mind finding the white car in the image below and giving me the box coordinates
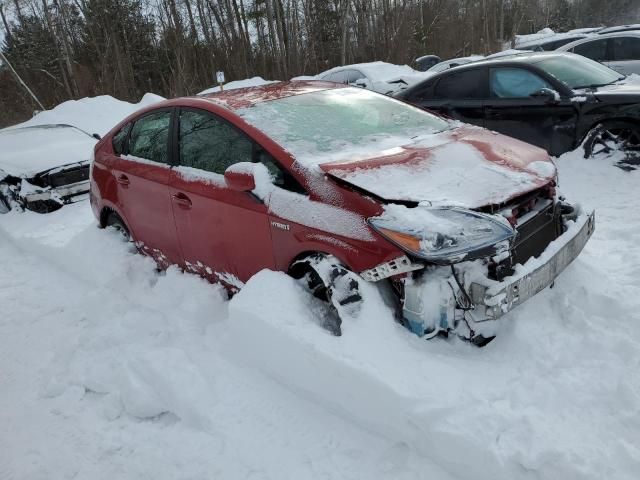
[316,61,430,95]
[427,56,484,73]
[0,124,97,213]
[558,31,640,75]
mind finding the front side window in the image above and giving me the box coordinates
[611,37,640,61]
[490,67,553,98]
[434,69,487,99]
[179,109,253,175]
[128,111,171,163]
[573,39,609,61]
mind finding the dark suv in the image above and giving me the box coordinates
[396,52,640,162]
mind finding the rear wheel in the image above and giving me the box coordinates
[106,212,131,242]
[583,121,640,167]
[290,254,362,336]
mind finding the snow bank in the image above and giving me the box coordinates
[1,142,640,479]
[4,93,165,136]
[198,76,279,95]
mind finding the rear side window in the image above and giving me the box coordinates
[573,39,609,61]
[112,122,131,155]
[541,37,585,50]
[345,69,366,84]
[490,68,553,98]
[179,109,253,174]
[611,37,640,60]
[128,111,172,163]
[434,69,486,99]
[328,70,349,84]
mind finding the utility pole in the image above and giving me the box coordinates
[0,49,46,111]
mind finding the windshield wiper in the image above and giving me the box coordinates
[574,77,626,89]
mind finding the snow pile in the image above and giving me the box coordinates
[198,76,279,95]
[0,125,97,176]
[1,133,640,479]
[4,93,165,136]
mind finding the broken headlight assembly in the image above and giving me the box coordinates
[368,206,516,265]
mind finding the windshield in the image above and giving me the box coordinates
[237,87,450,166]
[535,55,623,89]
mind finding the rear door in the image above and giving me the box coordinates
[409,67,487,126]
[168,107,275,287]
[114,109,181,266]
[483,66,578,155]
[608,36,640,75]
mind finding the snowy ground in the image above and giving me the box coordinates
[2,96,640,478]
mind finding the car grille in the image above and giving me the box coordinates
[47,164,90,188]
[487,188,563,281]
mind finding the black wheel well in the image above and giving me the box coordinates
[581,117,640,143]
[288,251,329,279]
[99,207,118,228]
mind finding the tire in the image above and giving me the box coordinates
[291,254,362,336]
[0,190,10,214]
[583,120,640,163]
[106,212,131,242]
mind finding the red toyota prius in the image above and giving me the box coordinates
[90,81,594,344]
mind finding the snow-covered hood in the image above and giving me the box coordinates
[320,127,556,209]
[0,125,96,177]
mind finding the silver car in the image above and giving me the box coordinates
[558,31,640,75]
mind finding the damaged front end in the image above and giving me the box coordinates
[365,190,595,344]
[0,161,90,214]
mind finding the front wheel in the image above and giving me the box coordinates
[106,212,131,242]
[583,121,640,163]
[290,254,362,336]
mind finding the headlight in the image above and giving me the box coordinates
[369,206,516,265]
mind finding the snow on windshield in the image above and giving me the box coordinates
[237,87,450,167]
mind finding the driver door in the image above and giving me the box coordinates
[483,66,578,156]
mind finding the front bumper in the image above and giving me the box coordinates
[402,211,595,336]
[22,179,90,204]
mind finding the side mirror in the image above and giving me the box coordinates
[530,88,558,103]
[224,163,256,192]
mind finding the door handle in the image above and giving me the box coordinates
[116,174,130,187]
[172,192,192,209]
[485,109,503,119]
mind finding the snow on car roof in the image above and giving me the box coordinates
[318,61,419,81]
[0,125,97,177]
[197,76,280,96]
[515,31,590,49]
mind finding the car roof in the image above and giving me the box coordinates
[515,32,588,49]
[423,51,570,71]
[558,30,640,50]
[598,24,640,34]
[198,80,344,110]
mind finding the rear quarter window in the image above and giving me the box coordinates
[112,123,132,155]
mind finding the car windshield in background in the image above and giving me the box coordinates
[238,87,450,165]
[535,55,623,89]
